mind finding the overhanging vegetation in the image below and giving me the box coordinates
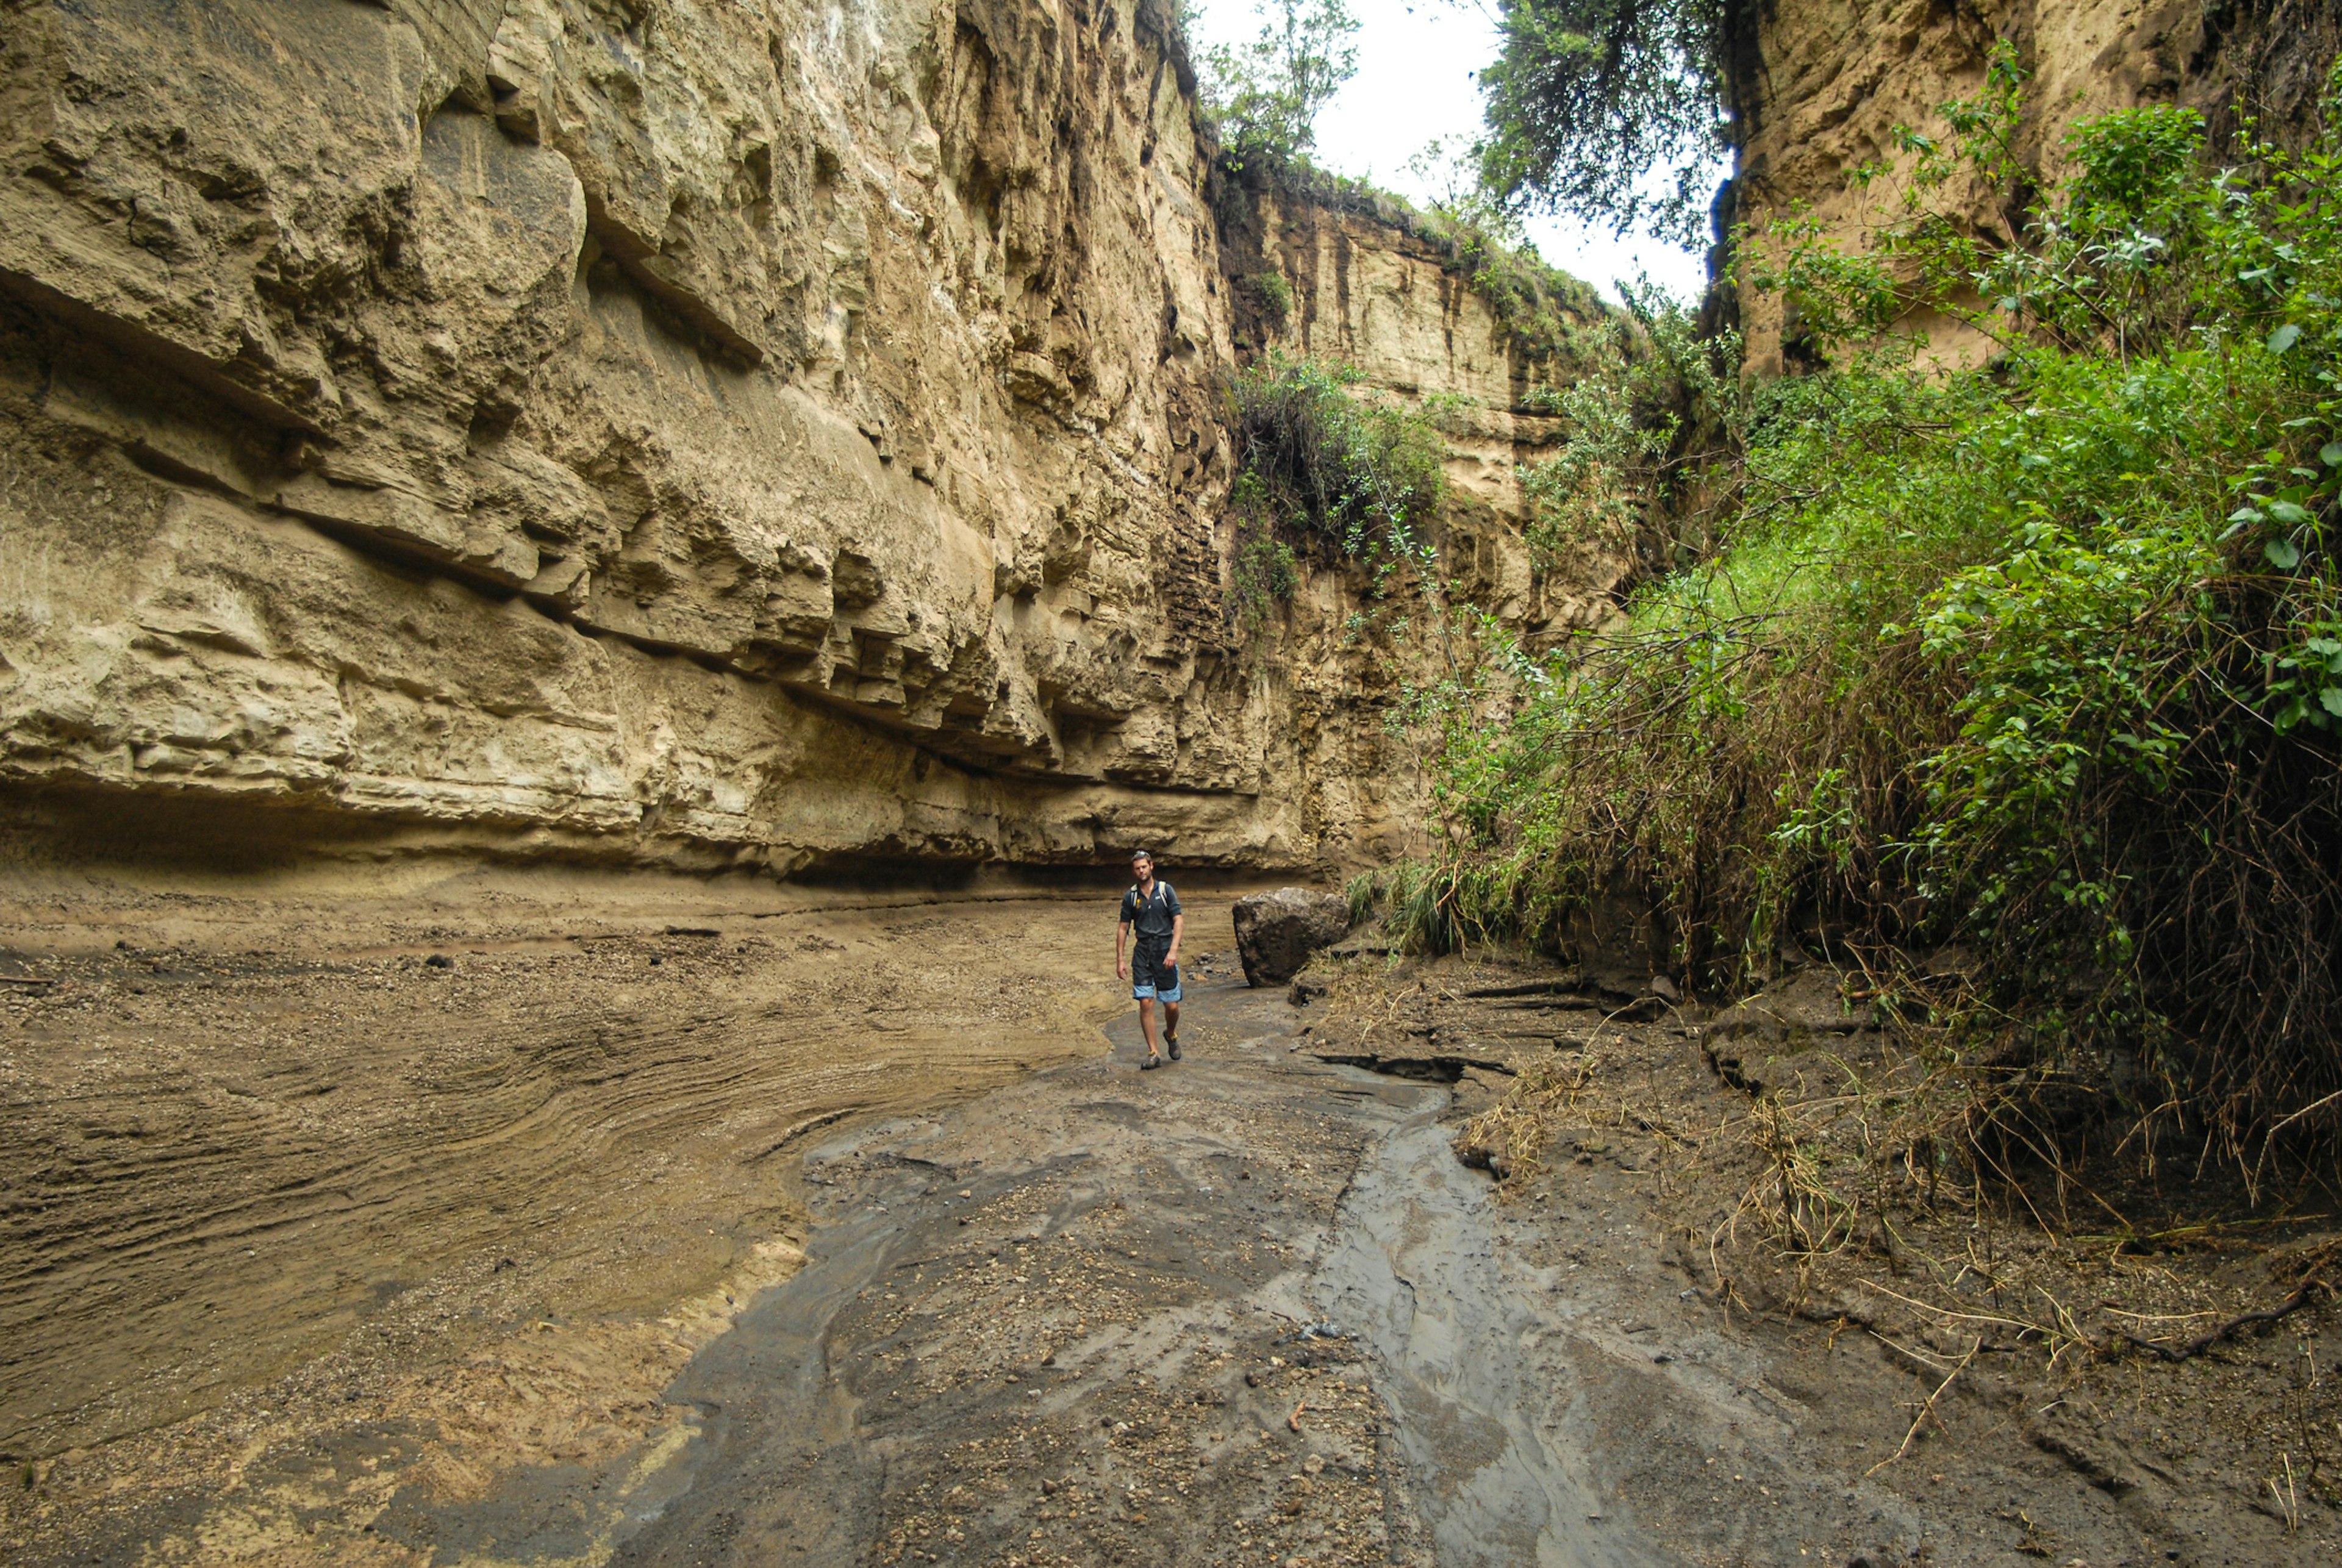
[1368,55,2342,1169]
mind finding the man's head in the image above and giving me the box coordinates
[1130,848,1154,881]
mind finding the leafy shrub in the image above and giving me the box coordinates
[1226,501,1301,631]
[1227,351,1444,546]
[1201,0,1358,164]
[1380,60,2342,1162]
[1248,268,1294,332]
[1518,280,1744,577]
[1220,352,1452,635]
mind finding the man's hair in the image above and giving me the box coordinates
[1130,848,1153,863]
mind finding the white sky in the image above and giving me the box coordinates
[1183,0,1728,304]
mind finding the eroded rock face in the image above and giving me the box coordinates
[0,0,1241,867]
[0,0,1613,875]
[1220,176,1629,638]
[1733,0,2342,374]
[1231,886,1350,986]
[1207,175,1637,865]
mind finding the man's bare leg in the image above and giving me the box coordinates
[1137,996,1160,1058]
[1163,1000,1180,1044]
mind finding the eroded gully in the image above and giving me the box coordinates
[399,975,1806,1567]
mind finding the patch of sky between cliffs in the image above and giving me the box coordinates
[1184,0,1728,304]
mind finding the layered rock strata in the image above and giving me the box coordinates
[1208,173,1628,861]
[0,0,1613,875]
[1732,0,2342,373]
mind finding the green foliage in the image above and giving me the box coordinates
[2066,102,2207,220]
[1382,59,2342,1158]
[1476,0,1736,246]
[1518,279,1745,573]
[1228,352,1445,554]
[1227,493,1302,631]
[1221,352,1449,631]
[1201,0,1359,163]
[1746,44,2266,367]
[1742,206,1902,346]
[1252,268,1294,329]
[1436,218,1619,367]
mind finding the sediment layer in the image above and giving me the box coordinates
[0,0,1607,876]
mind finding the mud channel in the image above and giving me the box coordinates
[6,865,2328,1567]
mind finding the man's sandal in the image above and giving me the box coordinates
[1140,1053,1162,1070]
[1166,1034,1181,1061]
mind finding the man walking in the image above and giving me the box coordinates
[1115,848,1183,1070]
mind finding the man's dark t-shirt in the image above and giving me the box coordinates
[1120,880,1181,943]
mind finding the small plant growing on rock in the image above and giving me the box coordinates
[1245,268,1294,333]
[1227,485,1302,632]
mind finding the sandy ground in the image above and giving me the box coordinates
[6,861,2334,1567]
[0,854,1256,1564]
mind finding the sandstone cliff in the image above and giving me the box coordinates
[0,0,1612,878]
[1208,168,1628,863]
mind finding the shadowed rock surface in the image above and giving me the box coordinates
[1232,885,1351,986]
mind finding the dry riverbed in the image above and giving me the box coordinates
[4,862,2333,1567]
[0,857,1252,1563]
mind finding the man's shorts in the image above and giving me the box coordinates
[1131,942,1181,1003]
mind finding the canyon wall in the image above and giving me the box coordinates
[1732,0,2342,372]
[1209,174,1625,863]
[0,0,1599,879]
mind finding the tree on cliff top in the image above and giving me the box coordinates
[1475,0,1738,246]
[1203,0,1361,163]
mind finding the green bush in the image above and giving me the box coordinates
[1221,352,1447,631]
[1248,269,1294,332]
[1381,59,2342,1161]
[1517,280,1743,576]
[1201,0,1357,165]
[1227,506,1302,631]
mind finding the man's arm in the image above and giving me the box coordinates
[1166,912,1183,967]
[1116,918,1130,978]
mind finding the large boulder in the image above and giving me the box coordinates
[1231,888,1352,987]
